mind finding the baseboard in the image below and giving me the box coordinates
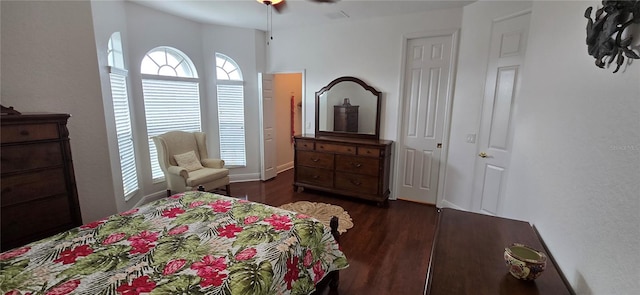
[277,162,293,173]
[230,172,260,183]
[137,171,281,206]
[438,199,464,210]
[230,169,295,183]
[134,190,168,207]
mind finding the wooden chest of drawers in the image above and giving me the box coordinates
[333,105,358,132]
[1,113,82,251]
[293,135,392,205]
[426,209,572,294]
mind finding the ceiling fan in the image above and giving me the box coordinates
[257,0,338,44]
[256,0,338,14]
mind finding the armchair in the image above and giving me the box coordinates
[152,131,230,197]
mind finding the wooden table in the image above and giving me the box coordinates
[425,208,573,295]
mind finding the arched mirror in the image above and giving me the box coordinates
[315,76,381,140]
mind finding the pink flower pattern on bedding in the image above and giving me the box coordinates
[0,191,348,295]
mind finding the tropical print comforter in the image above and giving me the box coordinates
[0,191,348,295]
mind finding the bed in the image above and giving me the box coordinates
[0,191,348,295]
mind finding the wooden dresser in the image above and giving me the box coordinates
[293,135,392,205]
[426,208,573,295]
[1,113,82,251]
[333,104,358,132]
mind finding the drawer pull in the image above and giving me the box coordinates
[312,175,319,179]
[351,162,362,168]
[312,158,320,162]
[319,145,325,149]
[347,148,352,152]
[20,130,30,136]
[350,180,362,186]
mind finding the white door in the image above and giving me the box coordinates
[397,33,455,204]
[258,73,277,181]
[472,12,531,215]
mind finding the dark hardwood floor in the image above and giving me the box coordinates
[230,169,439,295]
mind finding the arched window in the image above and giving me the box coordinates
[141,46,201,180]
[215,53,246,167]
[107,32,139,199]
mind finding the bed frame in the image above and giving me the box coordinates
[327,216,340,290]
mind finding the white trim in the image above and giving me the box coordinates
[133,190,168,208]
[108,66,128,76]
[229,172,261,183]
[140,73,199,83]
[277,162,294,173]
[439,199,465,211]
[217,79,243,86]
[493,8,532,23]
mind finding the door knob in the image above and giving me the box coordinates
[478,152,488,158]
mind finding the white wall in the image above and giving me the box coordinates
[506,1,640,293]
[90,0,140,212]
[5,1,638,292]
[2,0,267,221]
[445,1,640,293]
[92,1,267,207]
[268,8,464,141]
[1,0,118,223]
[124,2,207,198]
[442,0,533,210]
[123,1,266,186]
[201,23,266,182]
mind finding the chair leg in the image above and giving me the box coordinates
[226,184,231,196]
[166,190,172,198]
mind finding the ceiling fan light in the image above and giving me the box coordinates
[256,0,284,5]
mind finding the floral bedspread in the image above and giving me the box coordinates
[0,191,348,295]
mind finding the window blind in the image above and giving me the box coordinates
[109,72,139,198]
[142,78,202,180]
[217,84,246,167]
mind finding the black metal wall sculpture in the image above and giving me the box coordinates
[585,0,640,73]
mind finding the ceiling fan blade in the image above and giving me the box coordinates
[273,1,288,13]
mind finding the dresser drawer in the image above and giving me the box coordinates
[1,142,64,173]
[296,139,315,150]
[335,172,379,195]
[316,143,356,155]
[1,123,60,143]
[1,168,68,206]
[335,155,380,176]
[358,147,381,157]
[1,194,74,247]
[297,151,334,169]
[296,166,333,187]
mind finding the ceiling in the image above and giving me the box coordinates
[130,0,475,31]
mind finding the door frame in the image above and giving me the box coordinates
[393,29,459,206]
[471,9,531,216]
[272,69,306,141]
[258,69,306,180]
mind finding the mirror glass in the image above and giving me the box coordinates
[315,77,381,140]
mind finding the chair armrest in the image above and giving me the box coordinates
[202,158,225,169]
[167,165,188,179]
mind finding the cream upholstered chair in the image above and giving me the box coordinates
[152,131,230,197]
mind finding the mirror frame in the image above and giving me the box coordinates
[315,76,382,140]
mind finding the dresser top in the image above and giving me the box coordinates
[426,208,572,295]
[1,113,70,124]
[296,134,392,146]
